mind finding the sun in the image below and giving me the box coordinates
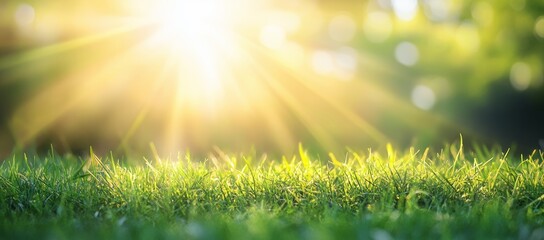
[150,0,229,40]
[140,0,243,109]
[130,0,261,151]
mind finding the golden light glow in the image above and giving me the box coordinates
[152,0,227,35]
[2,0,467,155]
[141,0,241,105]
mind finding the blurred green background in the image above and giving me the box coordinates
[0,0,543,157]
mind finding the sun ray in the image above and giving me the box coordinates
[0,23,146,72]
[256,49,389,145]
[225,32,387,148]
[253,64,341,151]
[116,52,177,154]
[8,33,151,148]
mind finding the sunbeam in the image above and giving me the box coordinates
[2,0,470,154]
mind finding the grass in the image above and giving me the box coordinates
[1,143,544,239]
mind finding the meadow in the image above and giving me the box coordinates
[1,143,544,239]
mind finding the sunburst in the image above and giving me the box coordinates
[3,0,454,155]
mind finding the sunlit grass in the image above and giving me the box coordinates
[1,143,544,239]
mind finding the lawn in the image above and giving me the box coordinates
[1,143,544,240]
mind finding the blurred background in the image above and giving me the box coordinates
[0,0,543,157]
